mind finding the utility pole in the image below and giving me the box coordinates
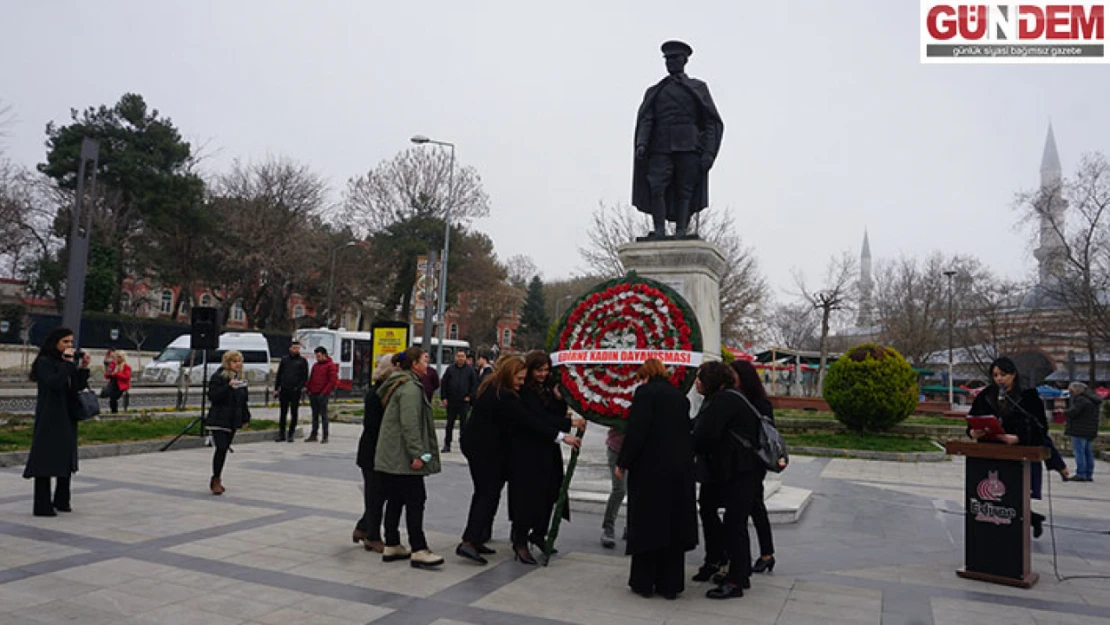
[62,138,100,345]
[944,269,957,409]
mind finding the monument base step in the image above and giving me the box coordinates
[567,479,810,525]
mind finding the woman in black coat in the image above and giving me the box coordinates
[692,361,763,600]
[23,327,91,517]
[968,356,1049,536]
[206,351,251,495]
[615,359,697,599]
[730,360,777,574]
[456,356,528,564]
[353,354,401,552]
[509,350,583,564]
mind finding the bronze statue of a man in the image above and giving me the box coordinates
[632,40,724,239]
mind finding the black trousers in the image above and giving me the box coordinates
[355,467,394,542]
[278,389,301,436]
[309,394,329,437]
[629,544,686,595]
[462,457,505,544]
[381,473,428,551]
[698,482,726,566]
[109,391,128,413]
[211,430,235,478]
[751,480,775,557]
[719,474,760,584]
[33,476,71,514]
[443,400,469,446]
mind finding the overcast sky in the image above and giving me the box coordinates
[3,1,1108,301]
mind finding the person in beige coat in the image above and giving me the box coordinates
[374,346,444,568]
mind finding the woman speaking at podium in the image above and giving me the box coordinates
[967,356,1049,537]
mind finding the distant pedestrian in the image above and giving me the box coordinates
[206,350,251,495]
[24,327,91,517]
[1065,381,1101,482]
[274,340,309,442]
[305,346,338,443]
[375,346,444,569]
[601,427,627,549]
[440,350,478,453]
[105,351,132,414]
[421,363,440,403]
[476,353,493,384]
[175,350,195,411]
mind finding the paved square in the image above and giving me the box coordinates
[1,418,1108,624]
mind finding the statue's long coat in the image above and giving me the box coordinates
[631,76,724,221]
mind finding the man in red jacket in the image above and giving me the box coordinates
[305,346,338,443]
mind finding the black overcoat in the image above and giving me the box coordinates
[23,357,88,479]
[617,377,697,555]
[206,369,251,430]
[968,385,1047,446]
[510,384,571,529]
[357,379,386,469]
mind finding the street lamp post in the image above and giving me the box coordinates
[411,134,455,370]
[944,269,957,409]
[327,241,359,328]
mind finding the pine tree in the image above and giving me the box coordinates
[518,275,550,350]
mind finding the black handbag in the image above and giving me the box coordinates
[76,388,101,421]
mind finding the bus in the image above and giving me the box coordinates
[294,327,470,395]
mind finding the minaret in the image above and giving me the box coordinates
[857,230,874,327]
[1033,122,1067,286]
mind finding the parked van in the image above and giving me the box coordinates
[140,332,272,385]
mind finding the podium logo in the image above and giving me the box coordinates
[977,471,1006,501]
[969,471,1017,525]
[921,2,1109,63]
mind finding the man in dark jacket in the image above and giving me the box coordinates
[1066,382,1101,482]
[440,350,478,453]
[305,346,338,443]
[274,341,309,442]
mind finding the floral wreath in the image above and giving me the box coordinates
[548,272,703,430]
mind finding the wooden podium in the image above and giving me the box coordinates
[945,441,1049,588]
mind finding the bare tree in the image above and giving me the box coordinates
[342,147,490,236]
[795,252,857,393]
[1018,151,1110,383]
[578,201,768,343]
[765,302,821,351]
[505,254,539,289]
[208,157,330,330]
[953,275,1032,376]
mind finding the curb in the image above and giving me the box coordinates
[0,427,292,468]
[789,445,948,462]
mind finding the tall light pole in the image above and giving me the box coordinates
[411,134,455,370]
[327,241,359,328]
[944,269,957,409]
[62,138,99,345]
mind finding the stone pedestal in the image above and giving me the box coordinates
[617,238,727,359]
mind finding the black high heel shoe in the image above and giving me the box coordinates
[514,544,538,565]
[752,556,776,574]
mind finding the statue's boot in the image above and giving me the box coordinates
[650,196,667,238]
[674,201,691,237]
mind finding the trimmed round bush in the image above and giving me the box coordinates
[824,343,918,433]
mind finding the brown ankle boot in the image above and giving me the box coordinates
[210,477,225,495]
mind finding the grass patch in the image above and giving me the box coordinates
[777,408,1067,431]
[0,417,278,453]
[783,431,939,453]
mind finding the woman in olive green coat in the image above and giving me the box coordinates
[374,346,444,569]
